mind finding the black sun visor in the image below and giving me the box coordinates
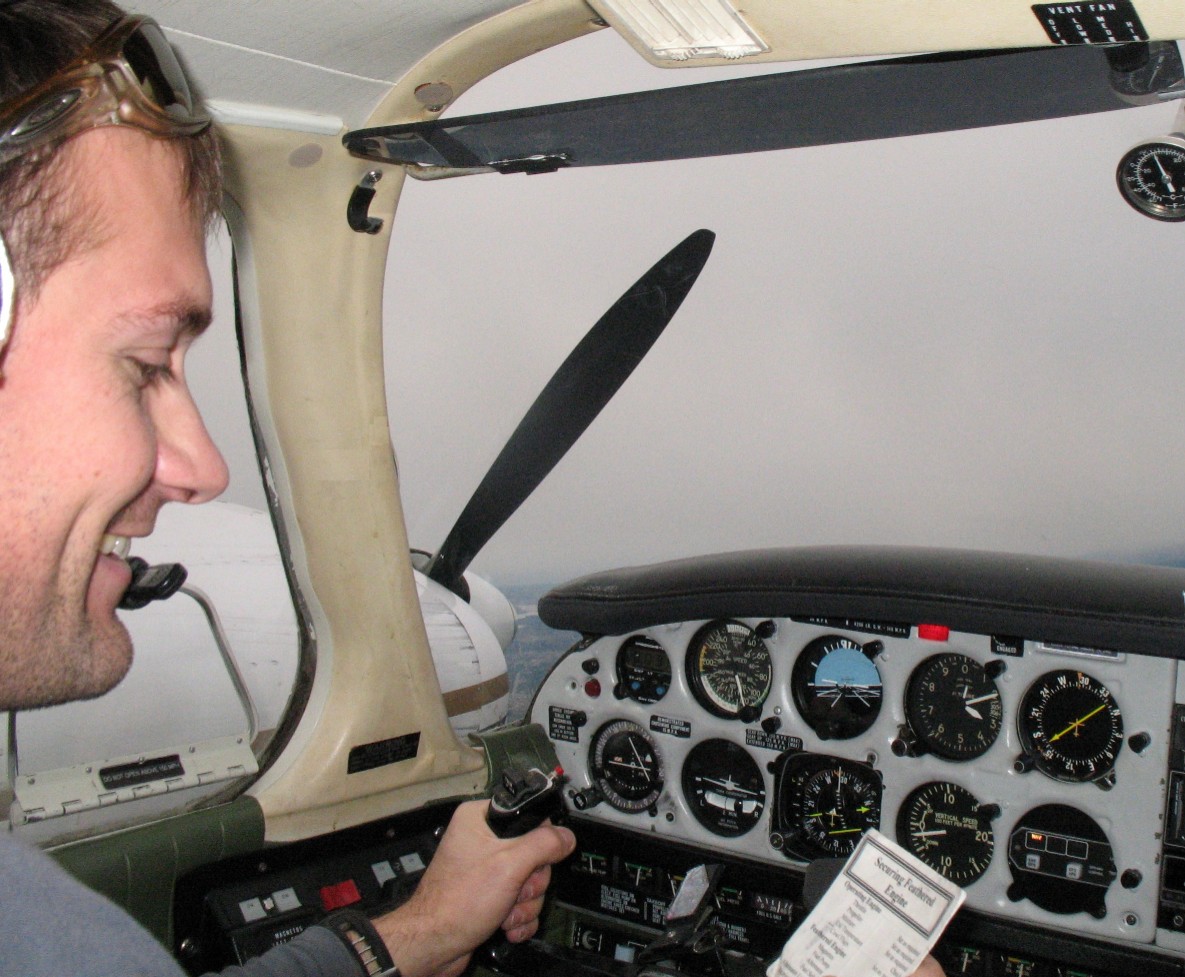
[345,42,1183,177]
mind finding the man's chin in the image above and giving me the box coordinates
[12,618,135,710]
[74,617,135,700]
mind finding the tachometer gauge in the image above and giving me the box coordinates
[1017,671,1123,784]
[791,635,883,739]
[685,620,773,721]
[615,635,671,704]
[896,781,996,885]
[589,720,664,813]
[1006,804,1116,919]
[1117,137,1185,221]
[681,739,766,837]
[770,752,882,861]
[904,654,1003,760]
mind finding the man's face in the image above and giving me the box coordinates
[0,128,228,709]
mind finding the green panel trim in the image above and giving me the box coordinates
[49,796,266,947]
[470,722,560,795]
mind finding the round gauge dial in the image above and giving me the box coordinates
[1018,671,1123,783]
[615,635,671,704]
[1006,803,1116,919]
[685,620,773,720]
[792,635,883,739]
[681,739,766,837]
[904,654,1003,760]
[771,752,882,860]
[896,781,995,885]
[1117,138,1185,221]
[589,720,664,813]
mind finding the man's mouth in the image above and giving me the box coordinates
[99,533,131,560]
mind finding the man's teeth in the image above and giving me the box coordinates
[100,534,131,559]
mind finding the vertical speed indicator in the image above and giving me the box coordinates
[896,781,995,884]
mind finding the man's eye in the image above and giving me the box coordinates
[131,359,174,387]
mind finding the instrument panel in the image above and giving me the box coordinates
[530,615,1180,954]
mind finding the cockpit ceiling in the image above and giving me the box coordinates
[590,0,1185,65]
[135,1,1185,134]
[133,0,532,129]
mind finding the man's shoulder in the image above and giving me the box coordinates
[0,830,186,975]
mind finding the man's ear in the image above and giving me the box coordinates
[0,230,13,356]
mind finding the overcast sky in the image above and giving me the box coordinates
[193,29,1185,588]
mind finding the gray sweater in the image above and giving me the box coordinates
[0,831,364,976]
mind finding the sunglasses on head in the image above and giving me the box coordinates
[0,14,209,166]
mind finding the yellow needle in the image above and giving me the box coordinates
[1049,703,1105,743]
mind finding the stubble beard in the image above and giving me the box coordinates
[0,560,134,711]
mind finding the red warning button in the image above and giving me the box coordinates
[319,879,362,911]
[917,624,950,642]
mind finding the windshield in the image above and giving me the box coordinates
[385,29,1185,587]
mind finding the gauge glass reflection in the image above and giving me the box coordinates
[681,739,766,837]
[685,620,773,720]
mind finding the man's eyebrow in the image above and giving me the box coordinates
[121,302,213,339]
[178,304,214,338]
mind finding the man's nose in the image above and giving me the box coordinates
[155,384,230,503]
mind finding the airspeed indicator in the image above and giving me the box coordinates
[686,620,772,721]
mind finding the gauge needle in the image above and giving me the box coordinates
[1049,703,1106,742]
[629,738,648,768]
[735,674,747,707]
[964,690,998,720]
[912,829,948,838]
[1156,154,1177,193]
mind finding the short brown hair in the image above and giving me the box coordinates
[0,0,222,298]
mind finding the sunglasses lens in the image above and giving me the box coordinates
[122,21,195,118]
[7,89,82,141]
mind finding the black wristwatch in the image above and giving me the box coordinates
[321,909,401,977]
